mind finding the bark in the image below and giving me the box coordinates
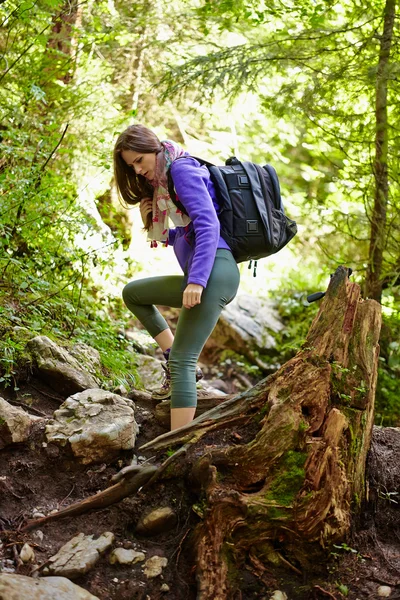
[365,0,396,302]
[143,266,381,599]
[43,0,82,85]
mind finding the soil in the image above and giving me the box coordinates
[0,376,399,600]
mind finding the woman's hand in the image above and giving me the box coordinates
[139,197,153,226]
[183,284,203,309]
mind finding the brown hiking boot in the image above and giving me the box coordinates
[151,363,204,401]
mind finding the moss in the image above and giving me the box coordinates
[265,450,307,506]
[298,419,308,433]
[277,386,291,401]
[222,544,239,585]
[267,505,289,519]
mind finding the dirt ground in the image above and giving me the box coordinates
[0,377,399,600]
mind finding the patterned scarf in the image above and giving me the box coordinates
[148,140,191,244]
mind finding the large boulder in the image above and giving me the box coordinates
[68,342,102,379]
[45,532,115,579]
[45,389,138,464]
[0,573,99,600]
[0,398,40,449]
[204,294,284,369]
[26,336,99,396]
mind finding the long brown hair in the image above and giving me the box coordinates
[113,124,162,231]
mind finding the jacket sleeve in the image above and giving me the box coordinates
[170,157,220,287]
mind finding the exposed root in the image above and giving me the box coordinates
[21,465,158,531]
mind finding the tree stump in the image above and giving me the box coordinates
[26,267,381,598]
[143,266,382,599]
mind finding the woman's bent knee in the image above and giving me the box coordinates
[122,280,139,307]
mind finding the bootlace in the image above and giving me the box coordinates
[160,362,171,390]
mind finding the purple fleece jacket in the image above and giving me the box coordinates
[168,157,231,287]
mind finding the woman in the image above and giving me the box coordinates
[114,124,240,431]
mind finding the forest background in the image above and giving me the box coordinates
[1,0,399,426]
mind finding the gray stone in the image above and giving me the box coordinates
[45,389,138,464]
[205,294,284,366]
[136,507,177,536]
[269,592,288,600]
[133,354,164,391]
[123,328,156,355]
[0,398,35,448]
[143,555,168,578]
[378,586,392,598]
[26,336,99,396]
[20,543,35,563]
[46,531,115,579]
[109,548,145,565]
[0,573,99,600]
[69,343,101,378]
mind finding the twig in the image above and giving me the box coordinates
[29,384,63,402]
[172,528,190,566]
[313,585,337,600]
[10,401,47,417]
[276,550,302,575]
[59,484,75,506]
[39,124,69,174]
[12,544,23,568]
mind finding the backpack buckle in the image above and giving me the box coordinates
[247,220,258,233]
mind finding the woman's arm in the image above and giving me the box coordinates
[170,157,220,289]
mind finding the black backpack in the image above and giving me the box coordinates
[167,156,297,269]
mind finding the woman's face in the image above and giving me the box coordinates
[121,149,157,181]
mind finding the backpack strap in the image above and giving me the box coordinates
[166,155,215,216]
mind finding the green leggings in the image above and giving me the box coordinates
[122,249,240,408]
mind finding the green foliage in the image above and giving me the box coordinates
[0,0,399,430]
[0,286,139,390]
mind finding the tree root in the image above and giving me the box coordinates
[21,464,158,531]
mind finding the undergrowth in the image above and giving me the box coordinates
[0,285,141,391]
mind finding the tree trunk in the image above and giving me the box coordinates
[365,0,396,302]
[143,266,381,599]
[41,0,82,85]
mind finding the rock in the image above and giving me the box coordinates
[45,389,138,464]
[69,343,101,378]
[32,530,44,543]
[143,555,168,578]
[136,507,177,536]
[46,532,114,579]
[109,548,145,565]
[123,328,156,355]
[20,543,35,563]
[112,384,128,397]
[378,586,392,597]
[160,583,170,592]
[205,294,284,367]
[26,336,99,396]
[133,354,164,391]
[0,573,99,599]
[269,592,288,600]
[0,398,34,448]
[198,380,228,396]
